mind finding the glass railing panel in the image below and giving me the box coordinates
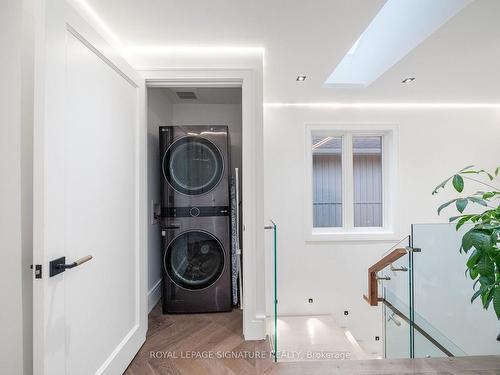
[412,223,500,357]
[378,236,413,358]
[381,237,411,308]
[412,309,466,358]
[413,329,454,358]
[264,220,278,362]
[383,300,411,358]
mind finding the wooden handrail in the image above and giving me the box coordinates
[363,248,407,306]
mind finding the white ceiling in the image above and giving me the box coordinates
[83,0,500,102]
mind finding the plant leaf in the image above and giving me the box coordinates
[467,229,493,251]
[456,215,473,230]
[432,176,452,195]
[468,197,488,207]
[459,165,475,172]
[438,199,457,215]
[493,287,500,319]
[477,256,494,276]
[452,174,464,193]
[469,267,479,279]
[462,230,474,252]
[456,198,468,213]
[482,192,497,199]
[466,249,481,268]
[482,287,494,309]
[471,289,482,303]
[478,275,494,287]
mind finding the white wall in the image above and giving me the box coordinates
[147,88,173,311]
[263,107,500,355]
[0,0,34,374]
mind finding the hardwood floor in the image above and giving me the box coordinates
[125,303,500,375]
[125,304,273,375]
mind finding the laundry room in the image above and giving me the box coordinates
[147,86,243,316]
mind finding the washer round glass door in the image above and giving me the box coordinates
[163,136,224,195]
[165,231,225,290]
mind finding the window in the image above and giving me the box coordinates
[307,125,396,240]
[352,136,382,227]
[312,136,343,227]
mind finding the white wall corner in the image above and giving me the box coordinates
[243,317,266,341]
[148,279,162,313]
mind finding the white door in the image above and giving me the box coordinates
[32,1,147,374]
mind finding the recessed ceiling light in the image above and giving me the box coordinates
[402,77,415,83]
[296,75,307,82]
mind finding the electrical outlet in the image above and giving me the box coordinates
[375,336,380,341]
[344,310,349,316]
[308,298,313,303]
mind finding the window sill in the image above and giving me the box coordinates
[306,230,398,242]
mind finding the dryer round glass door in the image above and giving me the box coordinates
[163,136,224,195]
[165,231,225,290]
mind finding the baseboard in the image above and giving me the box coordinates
[148,279,162,313]
[243,316,266,341]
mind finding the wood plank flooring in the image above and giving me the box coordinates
[125,304,273,375]
[125,303,500,375]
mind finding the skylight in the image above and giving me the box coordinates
[346,36,361,56]
[325,0,472,87]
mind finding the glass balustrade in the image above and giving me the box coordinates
[381,223,499,359]
[383,297,411,358]
[264,221,498,363]
[411,223,499,357]
[378,237,412,358]
[265,220,278,362]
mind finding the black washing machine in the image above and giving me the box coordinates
[162,215,231,313]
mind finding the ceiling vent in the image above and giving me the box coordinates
[176,91,197,100]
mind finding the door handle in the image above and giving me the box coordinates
[65,255,93,268]
[49,255,93,277]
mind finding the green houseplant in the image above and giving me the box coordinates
[433,165,500,319]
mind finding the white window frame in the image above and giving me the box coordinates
[305,123,398,241]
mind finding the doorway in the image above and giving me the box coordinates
[146,84,244,325]
[141,68,265,340]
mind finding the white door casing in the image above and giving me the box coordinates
[32,1,147,374]
[143,70,265,340]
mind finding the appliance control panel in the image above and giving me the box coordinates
[162,206,229,218]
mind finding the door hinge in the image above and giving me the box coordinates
[30,264,42,279]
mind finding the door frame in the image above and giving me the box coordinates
[141,68,265,340]
[32,2,148,373]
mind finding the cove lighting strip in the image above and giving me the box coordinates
[264,103,500,109]
[125,46,265,56]
[70,0,123,49]
[70,0,265,58]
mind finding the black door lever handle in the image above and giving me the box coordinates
[49,255,93,277]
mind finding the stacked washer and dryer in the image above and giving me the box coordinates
[160,125,233,313]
